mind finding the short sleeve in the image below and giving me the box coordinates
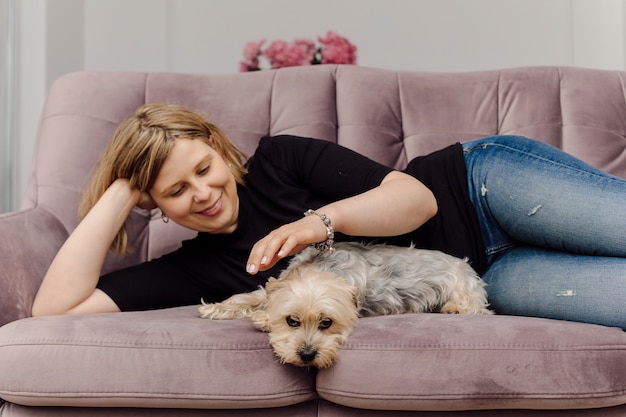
[249,135,395,201]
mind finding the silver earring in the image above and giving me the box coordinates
[161,212,169,223]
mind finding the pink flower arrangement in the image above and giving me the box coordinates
[240,31,357,72]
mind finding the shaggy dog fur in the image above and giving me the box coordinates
[199,242,492,368]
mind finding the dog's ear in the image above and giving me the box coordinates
[264,277,282,295]
[265,277,278,294]
[252,311,270,332]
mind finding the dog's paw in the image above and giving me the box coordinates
[251,311,270,332]
[198,298,263,320]
[441,301,494,315]
[198,289,267,320]
[198,302,224,319]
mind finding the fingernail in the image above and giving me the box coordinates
[247,264,256,273]
[261,256,268,265]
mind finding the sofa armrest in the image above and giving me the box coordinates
[0,208,68,327]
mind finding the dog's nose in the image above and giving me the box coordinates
[298,346,318,363]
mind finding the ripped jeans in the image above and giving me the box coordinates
[463,136,626,329]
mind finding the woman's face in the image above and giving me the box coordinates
[150,138,239,234]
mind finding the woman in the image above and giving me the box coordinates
[31,103,626,329]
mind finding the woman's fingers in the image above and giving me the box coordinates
[137,191,158,210]
[246,232,289,274]
[246,218,323,274]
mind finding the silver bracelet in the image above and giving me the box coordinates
[303,209,335,254]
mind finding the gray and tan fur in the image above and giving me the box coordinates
[200,242,492,368]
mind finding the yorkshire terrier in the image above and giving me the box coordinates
[199,242,492,368]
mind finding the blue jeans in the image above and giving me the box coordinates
[462,136,626,329]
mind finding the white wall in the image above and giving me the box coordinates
[14,1,45,214]
[0,0,12,213]
[8,0,626,212]
[81,0,625,74]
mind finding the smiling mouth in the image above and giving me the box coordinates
[198,196,223,217]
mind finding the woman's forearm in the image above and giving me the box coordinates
[322,171,437,237]
[31,179,139,316]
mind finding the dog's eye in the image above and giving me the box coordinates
[286,316,301,328]
[319,318,333,330]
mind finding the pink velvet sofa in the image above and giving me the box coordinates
[0,65,625,416]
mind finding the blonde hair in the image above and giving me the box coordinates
[79,103,248,254]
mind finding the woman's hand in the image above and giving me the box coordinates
[137,190,158,210]
[246,214,329,274]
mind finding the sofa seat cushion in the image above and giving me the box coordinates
[0,306,316,408]
[317,314,626,411]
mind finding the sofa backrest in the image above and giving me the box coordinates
[24,65,626,273]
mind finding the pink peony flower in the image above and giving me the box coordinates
[263,40,312,69]
[318,31,357,65]
[242,40,265,61]
[240,40,265,72]
[293,38,317,55]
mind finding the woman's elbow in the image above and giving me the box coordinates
[425,188,438,220]
[33,290,120,317]
[31,302,58,317]
[31,298,72,317]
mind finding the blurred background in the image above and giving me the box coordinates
[2,0,625,213]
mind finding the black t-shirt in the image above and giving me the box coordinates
[97,135,485,311]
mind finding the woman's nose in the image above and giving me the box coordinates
[192,182,211,203]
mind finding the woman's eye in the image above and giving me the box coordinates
[171,186,185,197]
[198,165,210,175]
